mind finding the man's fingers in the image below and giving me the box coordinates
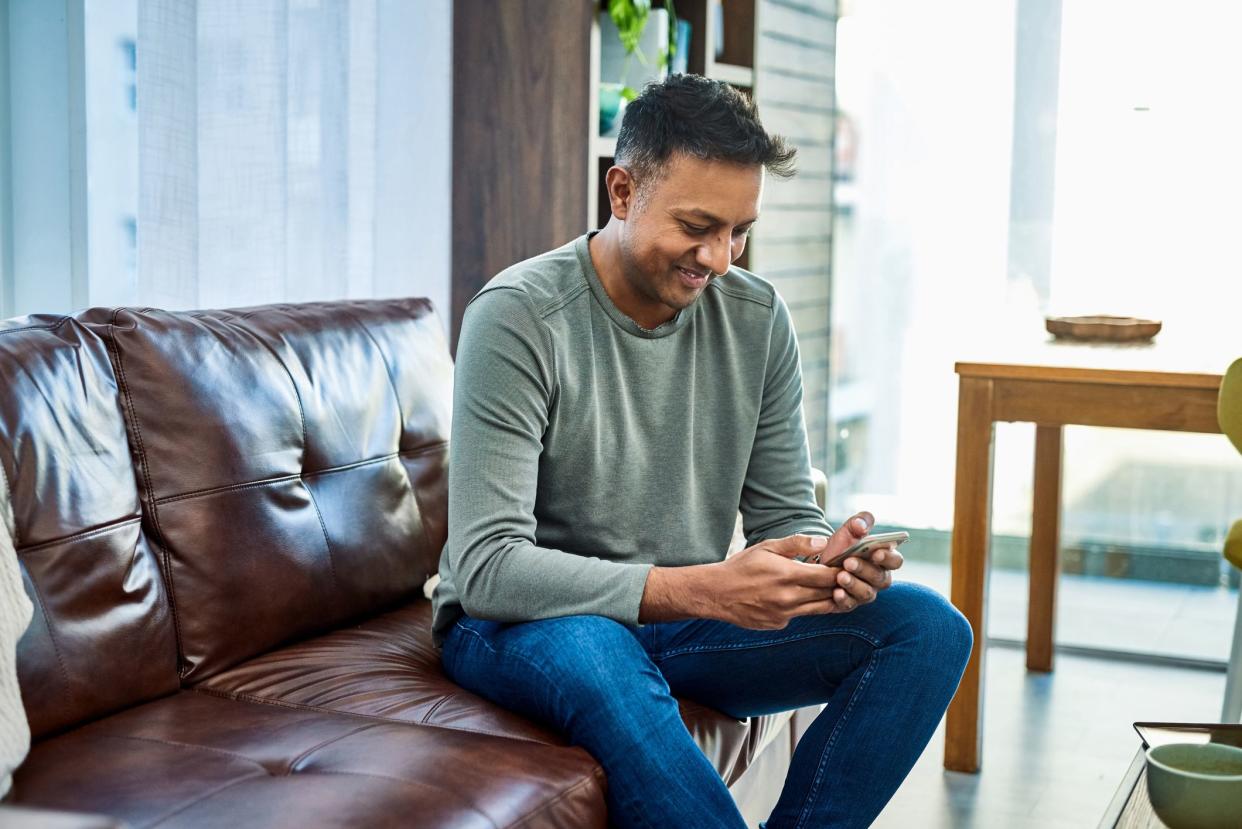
[788,563,841,591]
[836,569,878,604]
[793,599,841,618]
[766,533,829,559]
[832,587,858,612]
[820,511,874,561]
[841,556,895,589]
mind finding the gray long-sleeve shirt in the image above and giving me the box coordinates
[430,233,832,646]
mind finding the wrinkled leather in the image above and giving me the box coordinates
[3,299,790,827]
[14,691,606,828]
[89,301,453,682]
[203,600,793,785]
[0,315,178,739]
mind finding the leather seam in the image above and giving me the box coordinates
[0,459,16,548]
[23,571,74,697]
[285,722,380,773]
[103,312,188,677]
[89,732,270,773]
[0,317,70,337]
[506,771,603,829]
[151,443,447,507]
[144,771,269,828]
[15,515,141,557]
[221,318,341,592]
[335,306,442,573]
[190,686,554,746]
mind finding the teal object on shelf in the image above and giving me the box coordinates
[599,83,625,136]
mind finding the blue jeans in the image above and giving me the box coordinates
[440,582,972,829]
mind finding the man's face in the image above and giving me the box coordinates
[615,153,763,325]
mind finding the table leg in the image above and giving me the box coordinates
[1027,424,1063,672]
[944,377,995,773]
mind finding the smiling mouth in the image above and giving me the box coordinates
[676,266,710,287]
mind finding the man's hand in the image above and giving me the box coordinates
[638,512,905,629]
[702,533,847,629]
[817,511,904,609]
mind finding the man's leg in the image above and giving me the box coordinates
[440,613,749,829]
[648,582,973,829]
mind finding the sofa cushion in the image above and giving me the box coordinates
[199,600,793,784]
[87,300,452,682]
[0,315,178,738]
[13,690,607,828]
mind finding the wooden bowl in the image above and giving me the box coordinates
[1045,315,1162,342]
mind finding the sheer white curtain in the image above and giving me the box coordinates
[136,0,450,316]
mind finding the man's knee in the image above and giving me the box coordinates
[887,583,974,670]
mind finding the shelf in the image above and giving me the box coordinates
[709,61,754,88]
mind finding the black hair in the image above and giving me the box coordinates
[614,74,797,186]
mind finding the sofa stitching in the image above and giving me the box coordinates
[190,686,555,746]
[506,771,603,829]
[285,722,379,773]
[89,732,271,773]
[335,305,445,573]
[102,312,188,677]
[142,771,269,828]
[221,319,341,591]
[155,472,305,505]
[149,444,446,507]
[0,317,70,337]
[0,460,16,548]
[23,570,74,695]
[15,515,141,557]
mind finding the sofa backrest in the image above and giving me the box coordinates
[88,299,452,682]
[0,316,179,738]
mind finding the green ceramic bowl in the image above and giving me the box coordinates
[1146,742,1242,829]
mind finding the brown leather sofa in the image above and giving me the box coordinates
[0,299,807,828]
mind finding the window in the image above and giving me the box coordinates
[830,0,1242,663]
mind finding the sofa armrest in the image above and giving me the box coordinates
[811,466,827,514]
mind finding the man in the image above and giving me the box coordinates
[432,75,972,828]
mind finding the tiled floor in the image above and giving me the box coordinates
[870,562,1234,828]
[874,646,1224,828]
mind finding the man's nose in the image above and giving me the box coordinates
[696,235,730,277]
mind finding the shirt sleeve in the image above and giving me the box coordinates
[443,287,653,625]
[739,292,835,545]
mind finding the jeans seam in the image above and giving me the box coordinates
[651,626,882,662]
[794,648,882,829]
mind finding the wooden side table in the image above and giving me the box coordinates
[944,344,1225,773]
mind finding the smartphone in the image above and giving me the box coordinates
[821,531,909,568]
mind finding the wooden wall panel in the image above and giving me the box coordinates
[753,0,837,475]
[451,1,593,352]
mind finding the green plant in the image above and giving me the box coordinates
[606,0,678,102]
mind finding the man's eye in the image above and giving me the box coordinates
[733,227,752,238]
[683,223,710,235]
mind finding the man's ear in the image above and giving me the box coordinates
[605,166,635,221]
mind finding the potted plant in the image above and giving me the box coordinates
[599,0,678,134]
